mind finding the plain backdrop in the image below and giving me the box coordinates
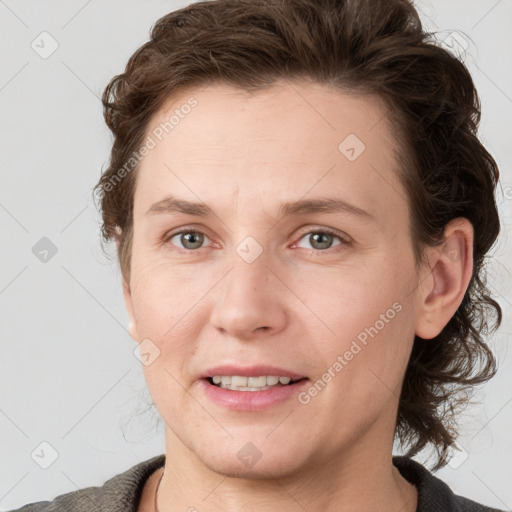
[1,0,511,510]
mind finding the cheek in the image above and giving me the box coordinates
[295,256,408,334]
[294,253,416,384]
[130,264,204,406]
[130,254,210,328]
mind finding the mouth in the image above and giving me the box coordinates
[199,365,309,410]
[205,375,307,391]
[200,366,309,410]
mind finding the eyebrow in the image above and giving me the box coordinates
[146,195,372,220]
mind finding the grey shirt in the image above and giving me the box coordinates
[8,454,505,511]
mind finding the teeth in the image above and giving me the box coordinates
[266,376,279,385]
[248,376,267,387]
[210,375,299,391]
[231,376,248,387]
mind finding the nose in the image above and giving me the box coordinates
[209,250,288,340]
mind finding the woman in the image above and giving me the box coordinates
[11,0,506,510]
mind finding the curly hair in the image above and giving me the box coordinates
[93,0,502,469]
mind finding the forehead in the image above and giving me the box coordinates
[133,80,407,223]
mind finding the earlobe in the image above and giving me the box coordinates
[116,232,140,343]
[123,278,141,343]
[415,218,474,340]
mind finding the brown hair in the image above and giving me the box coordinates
[93,0,502,469]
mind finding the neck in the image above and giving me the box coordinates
[155,429,417,512]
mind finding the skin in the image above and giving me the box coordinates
[122,80,474,512]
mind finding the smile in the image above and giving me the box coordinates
[208,375,302,391]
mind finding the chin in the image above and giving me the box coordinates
[199,449,308,480]
[181,429,310,480]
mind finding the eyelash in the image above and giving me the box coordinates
[164,226,350,255]
[293,227,349,254]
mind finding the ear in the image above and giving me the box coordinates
[415,218,474,339]
[115,233,141,343]
[123,278,142,343]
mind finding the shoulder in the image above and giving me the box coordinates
[393,456,505,512]
[7,454,166,512]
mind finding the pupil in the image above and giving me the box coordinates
[310,232,332,250]
[182,232,203,249]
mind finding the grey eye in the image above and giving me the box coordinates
[296,231,342,251]
[170,231,207,250]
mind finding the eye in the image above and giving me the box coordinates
[168,230,210,250]
[165,227,348,253]
[294,229,346,252]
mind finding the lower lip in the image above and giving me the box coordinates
[200,378,309,411]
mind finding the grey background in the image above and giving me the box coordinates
[1,0,511,510]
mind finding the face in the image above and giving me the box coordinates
[124,80,424,478]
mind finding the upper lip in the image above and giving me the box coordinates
[201,365,306,380]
